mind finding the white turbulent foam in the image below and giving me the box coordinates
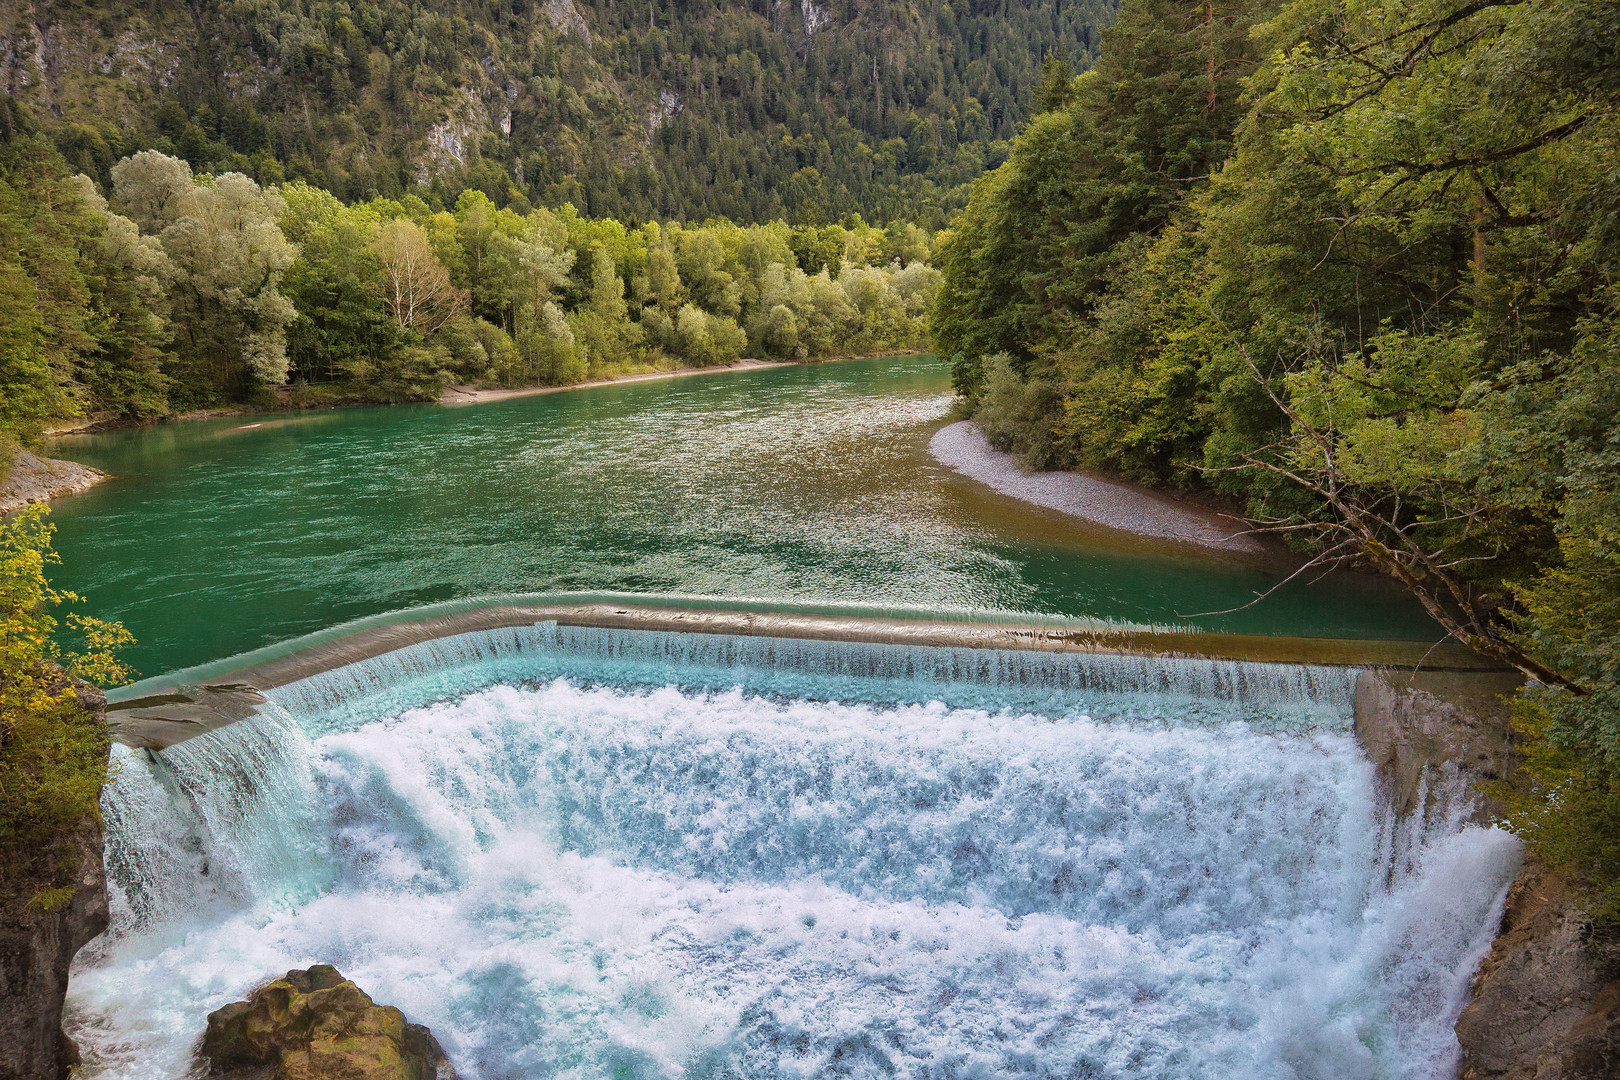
[259,623,1361,735]
[70,679,1518,1080]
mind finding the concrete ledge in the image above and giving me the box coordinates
[104,594,1505,750]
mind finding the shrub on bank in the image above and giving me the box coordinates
[0,506,133,906]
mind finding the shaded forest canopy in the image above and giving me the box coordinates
[1,0,1118,226]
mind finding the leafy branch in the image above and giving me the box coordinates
[1201,311,1582,689]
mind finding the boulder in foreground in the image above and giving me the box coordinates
[200,965,458,1080]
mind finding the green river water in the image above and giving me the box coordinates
[45,355,1439,677]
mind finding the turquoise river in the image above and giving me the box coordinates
[46,355,1438,677]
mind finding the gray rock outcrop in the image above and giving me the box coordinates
[0,450,104,515]
[1353,668,1522,824]
[1457,860,1620,1079]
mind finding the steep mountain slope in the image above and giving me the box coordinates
[1,0,1117,225]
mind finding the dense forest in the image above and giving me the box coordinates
[0,98,939,440]
[935,0,1620,913]
[1,0,1115,226]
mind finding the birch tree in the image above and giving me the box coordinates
[373,218,465,335]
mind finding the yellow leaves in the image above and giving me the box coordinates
[0,503,134,693]
[0,505,64,664]
[62,614,137,688]
[2,502,124,871]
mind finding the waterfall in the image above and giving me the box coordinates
[70,621,1517,1080]
[261,621,1360,736]
[99,710,329,934]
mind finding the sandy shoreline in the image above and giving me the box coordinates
[1,449,107,514]
[929,421,1265,554]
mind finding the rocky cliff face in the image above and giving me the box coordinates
[1457,861,1620,1079]
[0,682,110,1080]
[1353,668,1522,825]
[1354,668,1620,1078]
[200,965,459,1080]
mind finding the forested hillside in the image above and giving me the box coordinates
[935,0,1620,913]
[0,99,939,437]
[1,0,1115,226]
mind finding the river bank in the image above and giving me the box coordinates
[42,354,916,437]
[930,421,1268,555]
[14,355,908,513]
[0,450,106,515]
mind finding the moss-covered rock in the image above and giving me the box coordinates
[200,966,457,1080]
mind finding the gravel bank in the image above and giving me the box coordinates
[930,421,1264,554]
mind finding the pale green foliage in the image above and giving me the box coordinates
[112,153,298,387]
[673,304,747,367]
[799,271,862,357]
[71,175,172,310]
[513,228,574,312]
[513,300,583,385]
[745,258,936,360]
[759,304,800,358]
[675,230,741,320]
[373,218,464,336]
[642,225,684,313]
[568,247,641,368]
[883,221,933,266]
[108,150,194,234]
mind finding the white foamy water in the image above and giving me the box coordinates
[72,673,1518,1079]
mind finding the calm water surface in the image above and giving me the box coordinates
[47,355,1438,676]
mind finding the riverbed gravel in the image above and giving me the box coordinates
[929,421,1265,553]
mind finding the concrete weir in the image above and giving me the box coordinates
[105,592,1511,751]
[98,593,1559,1077]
